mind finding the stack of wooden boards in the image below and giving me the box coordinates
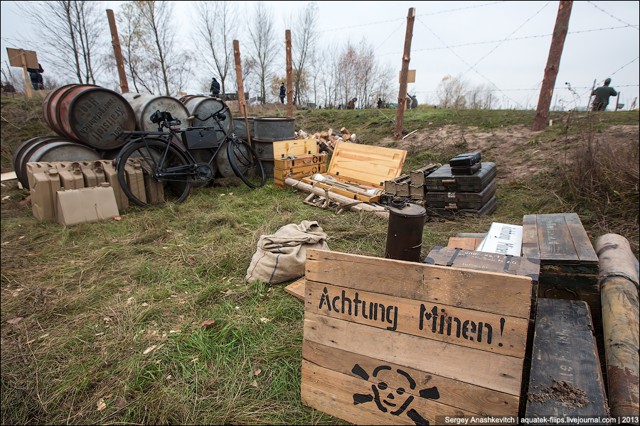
[284,141,407,204]
[384,152,498,216]
[25,159,155,225]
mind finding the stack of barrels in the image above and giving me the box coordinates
[14,84,137,189]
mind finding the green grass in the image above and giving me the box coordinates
[1,97,638,424]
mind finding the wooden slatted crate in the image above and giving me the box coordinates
[301,249,534,424]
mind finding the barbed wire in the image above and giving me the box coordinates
[587,1,639,30]
[417,17,524,108]
[318,1,507,34]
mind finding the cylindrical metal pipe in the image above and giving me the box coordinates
[384,201,426,262]
[595,234,639,419]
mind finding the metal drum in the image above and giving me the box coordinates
[384,201,427,262]
[42,84,136,150]
[253,117,295,141]
[233,117,255,140]
[14,137,101,189]
[123,93,189,131]
[180,95,233,135]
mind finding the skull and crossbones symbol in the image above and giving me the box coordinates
[352,363,440,425]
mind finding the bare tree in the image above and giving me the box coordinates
[437,75,468,109]
[17,0,105,85]
[289,2,318,105]
[193,1,237,94]
[247,2,278,104]
[118,1,192,95]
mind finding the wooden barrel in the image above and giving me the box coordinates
[123,93,189,131]
[42,84,136,150]
[180,96,233,135]
[14,136,101,189]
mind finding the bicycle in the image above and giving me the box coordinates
[114,102,266,207]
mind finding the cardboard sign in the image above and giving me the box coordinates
[301,249,533,424]
[6,48,38,69]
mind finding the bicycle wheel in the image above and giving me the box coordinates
[116,138,192,206]
[226,137,266,189]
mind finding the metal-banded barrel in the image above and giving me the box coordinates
[180,95,233,135]
[123,93,189,131]
[13,136,101,189]
[385,202,427,262]
[41,84,136,150]
[233,117,255,140]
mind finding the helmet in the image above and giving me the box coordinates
[604,78,611,85]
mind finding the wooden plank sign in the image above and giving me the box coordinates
[302,249,533,424]
[7,48,38,68]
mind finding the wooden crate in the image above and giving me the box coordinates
[522,213,600,326]
[299,141,406,203]
[302,249,534,424]
[272,137,318,159]
[525,299,608,418]
[274,162,327,188]
[274,153,326,169]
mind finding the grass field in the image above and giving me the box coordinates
[1,96,638,424]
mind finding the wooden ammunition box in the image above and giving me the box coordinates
[425,179,496,209]
[274,161,327,188]
[525,299,608,418]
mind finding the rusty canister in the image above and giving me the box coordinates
[180,95,233,134]
[42,84,136,150]
[384,201,427,262]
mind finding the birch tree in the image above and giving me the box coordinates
[247,2,278,104]
[290,2,318,105]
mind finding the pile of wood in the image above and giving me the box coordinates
[298,127,357,154]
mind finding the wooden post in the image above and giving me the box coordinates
[106,9,129,94]
[587,79,596,111]
[614,91,621,111]
[285,30,293,118]
[233,40,252,146]
[532,0,572,131]
[394,8,415,140]
[20,51,33,98]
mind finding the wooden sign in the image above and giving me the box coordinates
[301,249,533,424]
[399,70,416,83]
[7,48,38,69]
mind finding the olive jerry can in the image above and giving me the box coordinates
[31,168,62,221]
[98,160,129,211]
[56,162,85,190]
[124,160,147,204]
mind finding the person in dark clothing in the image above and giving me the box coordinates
[346,97,357,109]
[210,77,221,96]
[377,97,383,109]
[279,83,286,104]
[27,63,44,90]
[591,78,617,111]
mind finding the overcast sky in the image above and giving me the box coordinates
[1,1,638,110]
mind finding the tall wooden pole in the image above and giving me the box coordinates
[285,30,293,118]
[532,0,572,131]
[233,40,252,146]
[394,8,415,139]
[20,51,33,98]
[106,9,129,94]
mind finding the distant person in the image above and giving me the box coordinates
[591,78,617,111]
[377,97,383,109]
[27,63,44,90]
[279,83,286,104]
[347,97,357,109]
[210,77,220,96]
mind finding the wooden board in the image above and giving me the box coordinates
[274,153,326,170]
[272,137,318,159]
[327,141,406,188]
[425,246,540,283]
[7,48,38,68]
[285,277,305,302]
[302,249,533,424]
[447,237,484,251]
[299,177,381,203]
[522,213,598,264]
[525,299,608,417]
